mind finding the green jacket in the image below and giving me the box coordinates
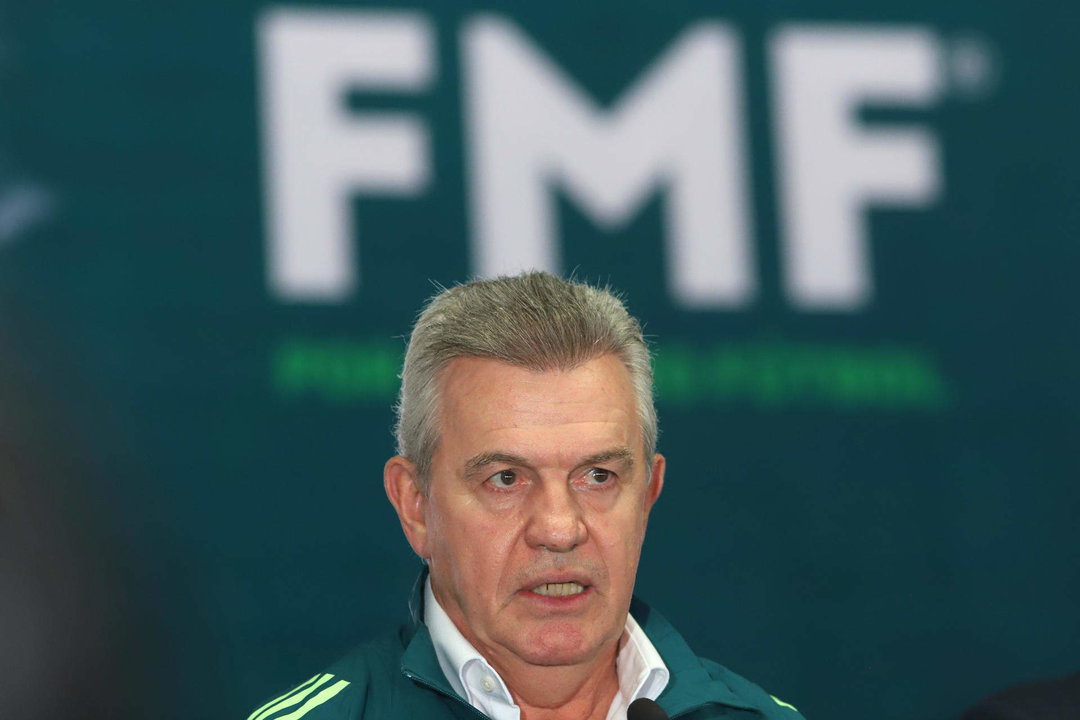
[247,583,806,720]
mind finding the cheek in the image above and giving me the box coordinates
[432,505,518,575]
[426,500,472,571]
[594,508,647,570]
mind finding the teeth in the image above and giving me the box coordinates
[533,582,585,597]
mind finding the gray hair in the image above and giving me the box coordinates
[394,272,657,489]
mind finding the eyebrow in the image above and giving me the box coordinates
[464,452,531,474]
[578,447,635,470]
[463,447,635,475]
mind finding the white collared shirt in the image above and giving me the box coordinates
[424,578,670,720]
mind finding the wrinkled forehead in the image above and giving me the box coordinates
[433,354,644,464]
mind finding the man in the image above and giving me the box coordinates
[248,272,804,720]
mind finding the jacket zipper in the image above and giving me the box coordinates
[401,670,495,720]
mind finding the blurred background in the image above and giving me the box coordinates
[0,2,1077,719]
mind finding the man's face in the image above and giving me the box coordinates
[404,354,664,671]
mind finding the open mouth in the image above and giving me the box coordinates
[531,582,586,597]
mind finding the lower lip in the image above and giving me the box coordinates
[519,585,593,610]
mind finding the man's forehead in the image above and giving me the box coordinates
[439,356,635,415]
[435,355,643,459]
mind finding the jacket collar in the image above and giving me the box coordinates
[630,596,758,715]
[400,567,461,699]
[400,569,758,716]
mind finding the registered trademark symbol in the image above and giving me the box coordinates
[946,33,998,99]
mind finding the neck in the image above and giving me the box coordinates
[486,643,620,720]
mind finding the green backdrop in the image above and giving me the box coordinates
[0,2,1077,719]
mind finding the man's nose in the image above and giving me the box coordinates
[524,480,587,552]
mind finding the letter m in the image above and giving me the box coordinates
[463,17,754,308]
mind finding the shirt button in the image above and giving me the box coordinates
[480,675,497,693]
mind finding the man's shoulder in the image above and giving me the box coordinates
[245,633,409,720]
[245,671,358,720]
[326,632,407,686]
[632,598,805,719]
[694,657,806,719]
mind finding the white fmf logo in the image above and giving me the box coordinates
[257,9,945,310]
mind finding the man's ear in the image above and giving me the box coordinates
[384,456,429,559]
[643,453,665,527]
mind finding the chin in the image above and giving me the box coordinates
[516,645,594,667]
[512,625,607,667]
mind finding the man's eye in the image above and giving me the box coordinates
[487,469,518,488]
[584,468,613,485]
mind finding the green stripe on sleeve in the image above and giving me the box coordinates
[770,694,799,711]
[273,680,350,720]
[248,674,331,720]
